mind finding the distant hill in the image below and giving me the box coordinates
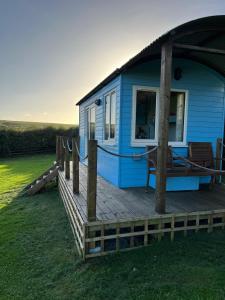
[0,120,76,132]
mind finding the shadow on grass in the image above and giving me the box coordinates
[1,187,225,300]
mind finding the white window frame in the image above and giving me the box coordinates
[103,90,116,145]
[131,85,188,147]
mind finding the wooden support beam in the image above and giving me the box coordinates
[56,136,60,162]
[65,141,70,180]
[60,136,65,171]
[87,139,97,222]
[216,138,223,183]
[72,137,79,194]
[174,43,225,56]
[155,42,172,214]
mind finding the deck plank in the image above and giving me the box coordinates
[59,163,225,222]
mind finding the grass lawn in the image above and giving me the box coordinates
[1,155,225,299]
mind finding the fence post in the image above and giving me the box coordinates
[72,137,79,194]
[87,139,97,222]
[65,139,70,180]
[216,138,222,183]
[60,136,65,171]
[56,136,60,163]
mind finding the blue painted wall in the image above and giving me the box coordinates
[79,58,225,189]
[79,76,121,186]
[119,59,225,188]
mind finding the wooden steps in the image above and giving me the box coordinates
[23,163,60,196]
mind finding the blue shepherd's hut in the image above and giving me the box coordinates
[76,15,225,214]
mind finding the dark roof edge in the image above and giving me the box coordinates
[76,15,225,106]
[76,69,121,106]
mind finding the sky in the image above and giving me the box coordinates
[0,0,225,125]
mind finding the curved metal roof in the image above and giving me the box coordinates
[77,15,225,105]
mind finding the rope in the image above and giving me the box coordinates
[67,139,72,153]
[74,140,88,161]
[219,140,225,148]
[61,138,66,149]
[172,149,225,174]
[97,145,157,158]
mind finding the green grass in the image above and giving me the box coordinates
[0,119,75,131]
[0,154,55,196]
[1,155,225,299]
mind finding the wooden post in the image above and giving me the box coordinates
[216,138,223,183]
[72,137,79,193]
[155,41,173,214]
[60,136,65,171]
[87,140,97,222]
[56,136,60,162]
[65,140,70,180]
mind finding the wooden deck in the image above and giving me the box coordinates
[59,163,225,223]
[58,162,225,259]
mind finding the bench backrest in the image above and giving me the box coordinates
[146,146,173,169]
[188,142,214,168]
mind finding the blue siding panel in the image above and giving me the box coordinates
[119,59,225,188]
[79,59,225,190]
[79,75,121,186]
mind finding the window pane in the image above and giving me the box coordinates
[135,90,156,139]
[110,92,116,138]
[90,107,95,140]
[169,92,185,142]
[105,95,110,140]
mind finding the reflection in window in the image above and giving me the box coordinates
[135,90,156,140]
[110,92,116,138]
[169,92,185,142]
[133,88,186,143]
[104,91,116,140]
[89,107,95,140]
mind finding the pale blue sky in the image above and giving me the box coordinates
[0,0,225,124]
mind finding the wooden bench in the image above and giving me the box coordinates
[146,142,218,190]
[146,146,190,190]
[188,142,216,185]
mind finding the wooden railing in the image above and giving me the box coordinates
[56,136,224,224]
[56,136,97,222]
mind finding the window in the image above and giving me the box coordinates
[169,92,185,142]
[89,106,96,140]
[104,91,116,141]
[132,86,187,146]
[135,90,157,140]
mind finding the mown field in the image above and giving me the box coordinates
[1,155,225,299]
[0,120,75,132]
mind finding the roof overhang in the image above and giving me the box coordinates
[76,15,225,106]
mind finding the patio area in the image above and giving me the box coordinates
[59,163,225,223]
[58,162,225,258]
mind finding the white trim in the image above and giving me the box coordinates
[131,86,189,147]
[103,89,117,145]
